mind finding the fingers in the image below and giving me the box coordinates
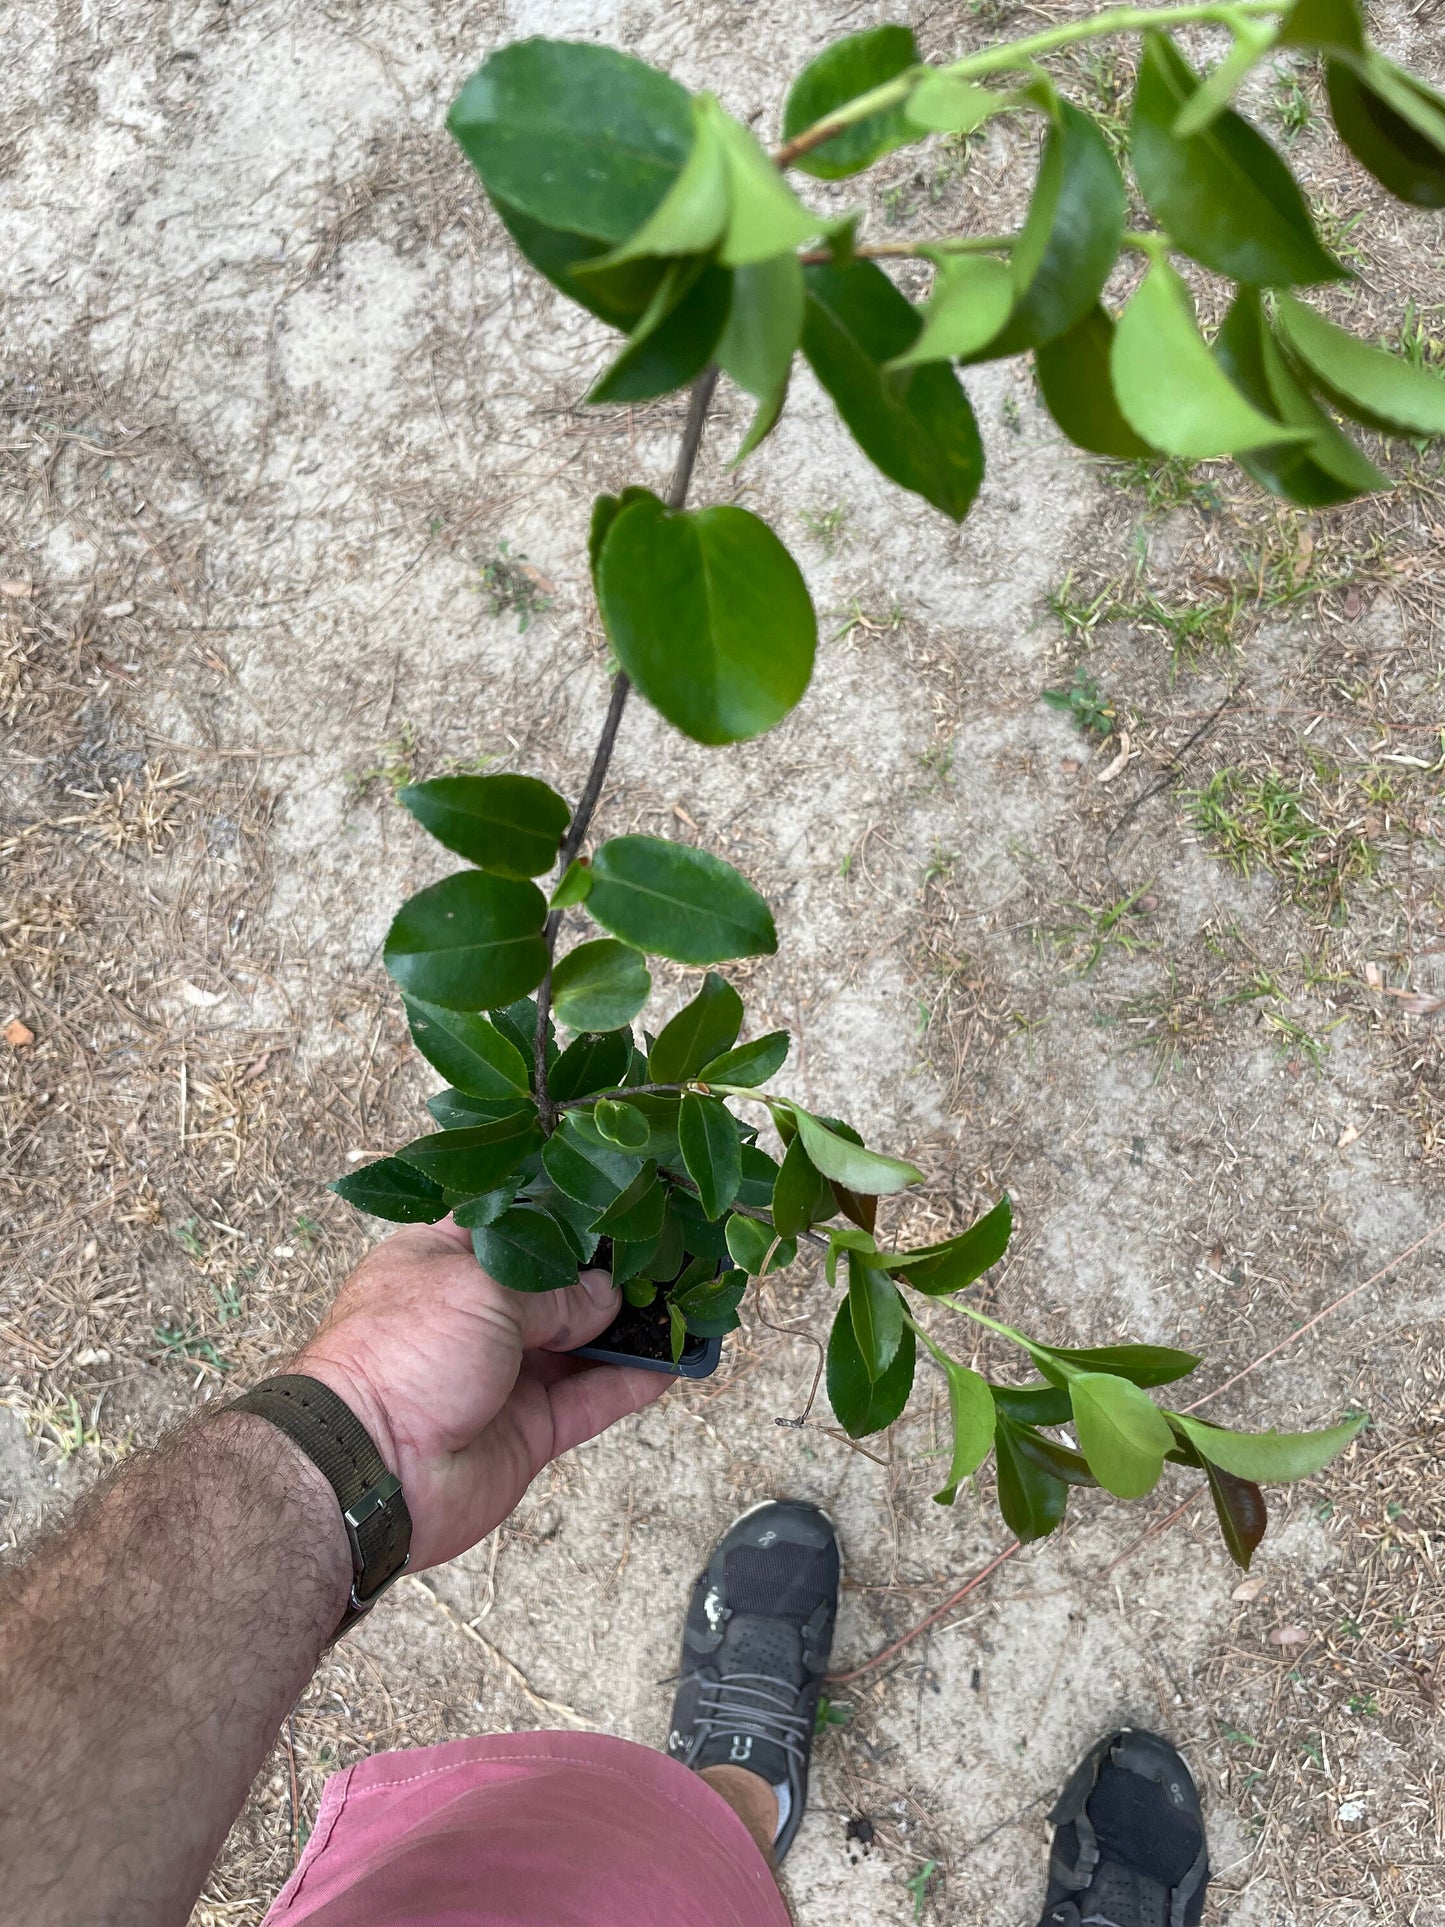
[510,1269,621,1354]
[544,1360,671,1460]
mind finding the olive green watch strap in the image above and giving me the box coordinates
[228,1374,411,1639]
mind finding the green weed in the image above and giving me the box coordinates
[479,541,554,632]
[1042,665,1116,737]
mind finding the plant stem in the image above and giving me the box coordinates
[532,368,720,1129]
[773,0,1286,165]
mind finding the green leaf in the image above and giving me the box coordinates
[1032,1341,1200,1389]
[782,25,920,180]
[933,1362,996,1505]
[674,1267,747,1336]
[716,252,804,457]
[550,860,592,909]
[848,1253,903,1381]
[329,1157,448,1224]
[649,972,743,1082]
[802,259,985,522]
[668,1188,732,1265]
[447,1184,520,1230]
[489,196,669,330]
[827,1299,917,1437]
[640,1206,687,1283]
[471,1203,581,1293]
[887,254,1014,369]
[905,73,1008,135]
[1215,289,1387,505]
[594,1161,665,1239]
[541,1114,642,1212]
[589,485,656,579]
[993,1411,1069,1542]
[588,258,734,405]
[1278,0,1365,56]
[488,996,554,1079]
[771,1134,835,1238]
[396,774,569,878]
[883,1196,1012,1294]
[700,1030,790,1088]
[1201,1457,1268,1569]
[427,1088,520,1131]
[784,1104,922,1196]
[1274,291,1445,435]
[448,39,693,244]
[593,1097,651,1151]
[1171,20,1280,139]
[402,996,532,1102]
[1009,1426,1097,1487]
[1170,1409,1366,1482]
[549,1028,633,1104]
[679,1091,742,1220]
[1069,1373,1174,1499]
[1326,54,1445,210]
[587,835,777,964]
[611,1228,663,1286]
[724,1213,796,1274]
[395,1110,542,1193]
[596,493,816,746]
[529,1186,601,1264]
[668,1301,688,1362]
[1035,306,1154,459]
[708,101,818,263]
[551,939,651,1032]
[736,1143,780,1208]
[384,871,548,1012]
[1131,33,1345,287]
[970,101,1125,358]
[990,1380,1073,1427]
[591,96,730,264]
[1112,259,1308,458]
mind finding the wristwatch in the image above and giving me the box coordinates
[228,1374,412,1640]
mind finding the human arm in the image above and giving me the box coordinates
[0,1221,665,1927]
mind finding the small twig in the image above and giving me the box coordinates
[827,1542,1023,1684]
[403,1575,590,1727]
[1104,683,1238,875]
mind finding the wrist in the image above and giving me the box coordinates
[286,1347,402,1482]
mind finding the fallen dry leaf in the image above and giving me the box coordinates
[1095,730,1133,785]
[1232,1575,1266,1603]
[1364,961,1382,988]
[1268,1624,1309,1647]
[1,579,33,598]
[4,1017,35,1048]
[1336,1122,1361,1149]
[180,980,226,1007]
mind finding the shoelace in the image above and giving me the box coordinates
[691,1670,811,1766]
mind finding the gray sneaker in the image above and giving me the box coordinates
[664,1499,842,1862]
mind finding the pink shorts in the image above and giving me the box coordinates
[262,1731,790,1926]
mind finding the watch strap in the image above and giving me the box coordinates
[229,1374,411,1638]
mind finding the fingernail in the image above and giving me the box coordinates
[580,1267,617,1306]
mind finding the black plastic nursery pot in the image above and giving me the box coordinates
[570,1234,726,1380]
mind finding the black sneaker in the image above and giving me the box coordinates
[665,1499,841,1862]
[1037,1729,1210,1927]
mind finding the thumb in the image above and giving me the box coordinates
[512,1268,621,1354]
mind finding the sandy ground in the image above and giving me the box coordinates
[3,2,1444,1922]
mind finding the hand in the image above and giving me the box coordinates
[292,1220,669,1568]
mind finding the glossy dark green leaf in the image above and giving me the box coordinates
[716,252,804,458]
[884,1196,1012,1294]
[1112,259,1307,458]
[649,972,744,1083]
[679,1091,742,1220]
[403,996,532,1101]
[551,939,651,1033]
[1132,32,1345,286]
[589,486,656,580]
[397,774,569,878]
[827,1298,917,1438]
[1274,291,1445,434]
[848,1253,903,1381]
[1170,1409,1366,1482]
[736,1143,779,1209]
[591,96,730,263]
[623,1091,684,1164]
[448,39,693,243]
[329,1157,448,1223]
[395,1109,542,1193]
[990,1380,1073,1427]
[933,1361,996,1505]
[782,24,920,180]
[801,259,984,522]
[1035,305,1154,459]
[1033,1341,1200,1389]
[993,1412,1069,1542]
[488,997,554,1080]
[970,102,1125,359]
[783,1103,922,1196]
[888,253,1013,369]
[1171,20,1281,139]
[587,835,777,964]
[594,1161,665,1240]
[700,1030,790,1088]
[471,1203,580,1293]
[674,1267,747,1336]
[1070,1373,1174,1498]
[593,1097,651,1151]
[426,1088,520,1131]
[724,1212,795,1274]
[541,1114,642,1211]
[1326,54,1445,209]
[1009,1425,1097,1487]
[667,1188,732,1265]
[447,1184,520,1229]
[588,260,734,405]
[596,493,816,746]
[549,1028,633,1105]
[639,1205,687,1283]
[1278,0,1365,55]
[384,872,548,1012]
[1215,288,1386,505]
[770,1134,835,1238]
[528,1185,601,1264]
[610,1229,663,1285]
[490,196,669,329]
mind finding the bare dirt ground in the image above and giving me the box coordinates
[3,3,1444,1921]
